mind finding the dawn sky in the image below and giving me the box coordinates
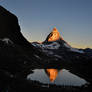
[0,0,92,48]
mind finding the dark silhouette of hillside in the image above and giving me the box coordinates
[0,6,34,48]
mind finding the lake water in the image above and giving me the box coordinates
[27,69,89,87]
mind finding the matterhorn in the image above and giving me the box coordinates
[32,27,90,63]
[45,27,63,42]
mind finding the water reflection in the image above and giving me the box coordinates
[0,68,91,92]
[45,69,58,82]
[27,69,88,87]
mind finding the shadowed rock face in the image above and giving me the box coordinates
[0,6,33,47]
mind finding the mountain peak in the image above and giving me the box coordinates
[45,27,63,42]
[53,27,58,32]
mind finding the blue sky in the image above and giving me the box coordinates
[0,0,92,48]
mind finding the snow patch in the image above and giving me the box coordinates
[64,43,84,53]
[54,55,62,58]
[34,55,41,60]
[45,42,60,49]
[0,38,13,44]
[42,50,54,55]
[70,48,84,53]
[32,42,60,50]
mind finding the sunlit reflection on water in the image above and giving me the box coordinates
[27,69,89,87]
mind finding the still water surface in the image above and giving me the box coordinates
[27,69,88,87]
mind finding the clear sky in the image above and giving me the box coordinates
[0,0,92,48]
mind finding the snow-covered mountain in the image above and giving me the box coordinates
[32,27,92,63]
[32,28,84,54]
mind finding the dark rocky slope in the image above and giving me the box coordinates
[0,6,32,47]
[0,6,47,75]
[0,6,62,74]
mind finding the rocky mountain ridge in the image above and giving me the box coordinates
[32,27,92,65]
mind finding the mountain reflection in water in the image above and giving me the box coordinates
[45,69,58,82]
[27,69,88,87]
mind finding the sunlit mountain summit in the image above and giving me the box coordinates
[33,27,84,53]
[45,27,63,42]
[32,27,92,64]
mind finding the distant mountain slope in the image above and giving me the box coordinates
[32,27,84,53]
